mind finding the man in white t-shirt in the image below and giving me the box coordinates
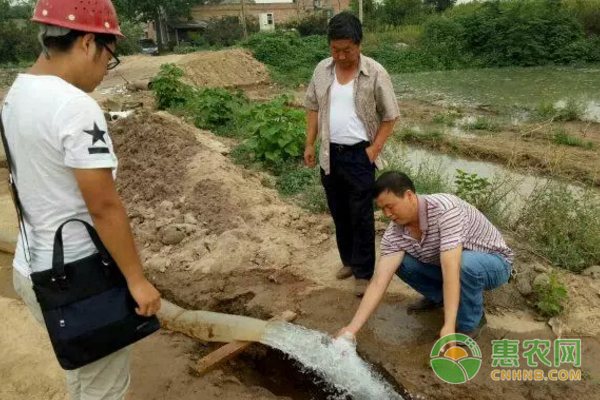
[304,12,400,296]
[1,1,161,399]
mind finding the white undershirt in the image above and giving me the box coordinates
[328,73,368,145]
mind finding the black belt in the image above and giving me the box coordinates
[330,141,370,153]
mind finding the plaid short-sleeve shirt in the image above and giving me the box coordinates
[381,194,514,265]
[305,55,400,175]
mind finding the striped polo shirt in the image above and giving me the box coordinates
[381,194,514,265]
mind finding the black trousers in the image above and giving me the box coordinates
[321,141,376,280]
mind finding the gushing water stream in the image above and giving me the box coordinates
[260,321,405,400]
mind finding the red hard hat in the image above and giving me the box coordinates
[31,0,124,39]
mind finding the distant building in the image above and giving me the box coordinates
[152,0,350,47]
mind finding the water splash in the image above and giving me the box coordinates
[260,321,405,400]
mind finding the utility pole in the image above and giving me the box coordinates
[240,0,248,40]
[358,0,363,23]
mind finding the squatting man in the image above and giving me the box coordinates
[337,171,514,343]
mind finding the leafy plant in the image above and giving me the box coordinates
[534,273,569,317]
[191,88,248,130]
[243,96,305,163]
[151,64,193,110]
[454,170,492,210]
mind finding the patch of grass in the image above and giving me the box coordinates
[230,143,255,168]
[275,163,315,196]
[535,99,584,122]
[273,161,328,213]
[378,147,452,195]
[553,130,595,149]
[363,25,424,48]
[433,112,461,126]
[534,273,569,318]
[513,184,600,272]
[400,128,444,143]
[465,117,503,132]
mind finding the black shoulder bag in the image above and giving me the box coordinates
[0,112,160,370]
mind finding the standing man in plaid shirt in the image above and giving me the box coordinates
[304,12,400,296]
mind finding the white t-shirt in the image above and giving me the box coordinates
[1,74,118,278]
[328,74,369,145]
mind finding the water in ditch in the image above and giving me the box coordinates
[260,321,405,400]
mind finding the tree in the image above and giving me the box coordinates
[112,0,206,23]
[424,0,456,12]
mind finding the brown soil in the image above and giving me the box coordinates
[179,48,270,89]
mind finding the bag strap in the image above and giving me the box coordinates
[52,218,112,279]
[0,109,33,267]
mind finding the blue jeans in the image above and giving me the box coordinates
[396,251,512,331]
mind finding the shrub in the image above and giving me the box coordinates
[564,0,600,35]
[456,0,584,67]
[173,45,206,54]
[244,31,329,85]
[244,96,305,163]
[454,170,492,210]
[115,20,144,55]
[204,16,259,47]
[283,13,330,36]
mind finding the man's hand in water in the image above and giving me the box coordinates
[336,327,357,343]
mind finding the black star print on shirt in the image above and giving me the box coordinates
[84,123,107,145]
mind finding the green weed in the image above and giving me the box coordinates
[465,117,503,132]
[534,273,569,317]
[400,128,444,143]
[553,131,595,149]
[433,112,460,126]
[535,99,584,122]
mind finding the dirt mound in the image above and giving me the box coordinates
[109,112,335,282]
[179,49,270,89]
[110,112,199,207]
[97,49,271,98]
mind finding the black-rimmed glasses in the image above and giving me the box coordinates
[104,44,121,70]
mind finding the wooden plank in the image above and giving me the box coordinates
[196,310,297,376]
